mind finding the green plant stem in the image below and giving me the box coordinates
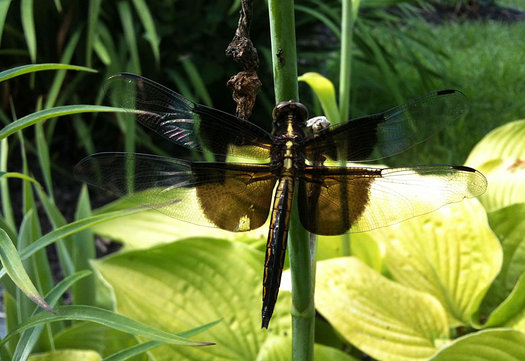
[268,0,299,102]
[289,200,315,361]
[338,0,353,123]
[338,0,354,256]
[268,1,314,360]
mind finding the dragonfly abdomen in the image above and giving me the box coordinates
[262,176,294,328]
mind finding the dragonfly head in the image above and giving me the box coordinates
[272,100,308,127]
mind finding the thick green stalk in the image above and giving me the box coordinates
[268,0,299,102]
[338,0,354,122]
[268,1,314,360]
[338,0,354,256]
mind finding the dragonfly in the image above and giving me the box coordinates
[75,73,487,329]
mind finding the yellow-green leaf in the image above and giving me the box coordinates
[93,238,292,360]
[298,72,340,123]
[465,119,525,211]
[28,349,101,361]
[369,199,501,325]
[316,257,449,361]
[428,329,525,361]
[0,228,54,313]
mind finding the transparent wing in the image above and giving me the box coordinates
[75,152,276,231]
[298,165,487,234]
[106,73,273,160]
[303,90,468,162]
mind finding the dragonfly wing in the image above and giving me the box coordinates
[75,152,276,231]
[303,89,468,162]
[298,165,487,234]
[106,73,273,160]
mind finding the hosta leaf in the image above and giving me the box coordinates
[479,203,525,326]
[93,238,292,361]
[316,257,449,361]
[92,205,267,249]
[428,328,525,361]
[369,198,501,325]
[255,336,359,361]
[28,349,101,361]
[465,119,525,211]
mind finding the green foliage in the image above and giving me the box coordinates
[0,68,216,360]
[2,0,525,360]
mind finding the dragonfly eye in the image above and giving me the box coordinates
[272,101,309,125]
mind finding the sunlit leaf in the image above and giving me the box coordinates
[465,119,525,211]
[479,203,525,324]
[1,305,216,347]
[13,271,92,361]
[0,228,54,313]
[92,203,266,249]
[27,349,102,361]
[368,198,501,325]
[428,329,525,361]
[0,208,145,280]
[316,257,449,361]
[298,72,340,123]
[255,336,359,361]
[94,238,292,360]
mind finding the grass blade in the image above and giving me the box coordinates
[12,271,92,361]
[0,105,129,140]
[20,0,36,63]
[0,138,15,228]
[0,208,146,280]
[86,0,102,67]
[117,1,141,73]
[131,0,160,66]
[1,305,217,347]
[0,0,12,47]
[72,186,96,306]
[0,228,54,313]
[0,63,96,83]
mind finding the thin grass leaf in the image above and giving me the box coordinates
[45,29,82,109]
[1,305,218,347]
[102,316,222,361]
[35,122,53,198]
[118,1,141,73]
[102,341,162,361]
[86,0,102,67]
[0,215,17,242]
[53,0,62,12]
[0,208,146,280]
[93,36,112,66]
[12,271,92,361]
[0,0,12,47]
[0,172,41,187]
[0,138,15,228]
[73,116,96,155]
[131,0,160,66]
[35,186,75,278]
[295,5,341,39]
[0,228,54,313]
[102,317,221,361]
[0,63,96,83]
[4,291,19,355]
[180,58,213,106]
[0,105,129,140]
[20,0,36,63]
[72,186,96,306]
